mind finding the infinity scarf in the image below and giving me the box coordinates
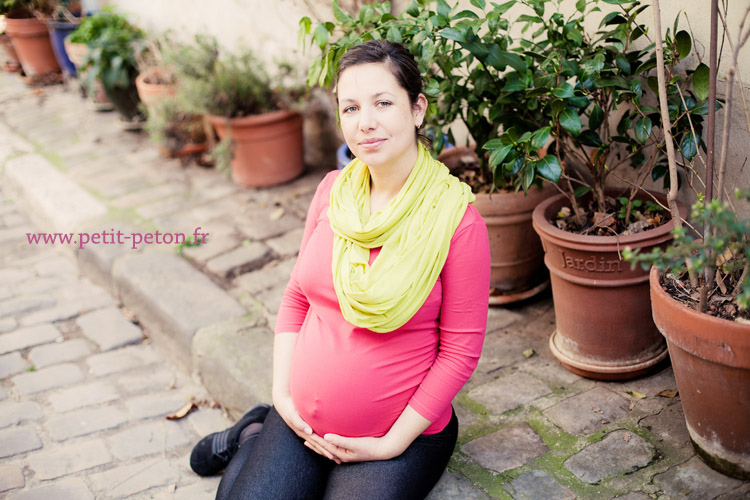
[328,143,474,333]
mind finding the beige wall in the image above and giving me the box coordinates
[102,0,748,212]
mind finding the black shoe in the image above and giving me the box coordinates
[190,403,271,476]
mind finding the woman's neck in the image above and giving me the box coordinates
[368,145,419,214]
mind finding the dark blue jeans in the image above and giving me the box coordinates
[216,406,458,500]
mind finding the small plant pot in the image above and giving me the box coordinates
[46,19,79,77]
[159,142,208,158]
[4,10,61,79]
[135,72,175,114]
[650,267,750,479]
[532,190,684,380]
[208,110,304,188]
[0,33,22,72]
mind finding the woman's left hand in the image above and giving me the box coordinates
[317,434,404,463]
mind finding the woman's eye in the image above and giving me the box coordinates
[342,106,357,114]
[377,101,392,108]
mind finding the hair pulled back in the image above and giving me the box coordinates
[336,40,423,108]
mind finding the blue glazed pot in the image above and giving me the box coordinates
[337,143,354,170]
[47,20,79,77]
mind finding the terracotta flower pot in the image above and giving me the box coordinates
[438,146,555,304]
[4,11,61,78]
[62,38,86,68]
[532,190,683,380]
[208,110,304,188]
[650,267,750,479]
[0,33,22,72]
[135,72,175,113]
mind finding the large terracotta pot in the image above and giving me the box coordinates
[4,11,61,78]
[208,110,304,188]
[650,267,750,479]
[0,33,22,72]
[438,146,555,304]
[532,190,682,380]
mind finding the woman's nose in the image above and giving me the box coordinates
[358,106,377,132]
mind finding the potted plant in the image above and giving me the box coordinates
[3,0,61,81]
[176,36,305,188]
[45,0,81,78]
[482,0,704,380]
[302,0,560,305]
[624,0,749,479]
[144,96,208,158]
[68,8,145,126]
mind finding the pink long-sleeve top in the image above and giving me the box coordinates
[275,170,490,438]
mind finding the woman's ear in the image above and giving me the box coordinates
[414,93,428,128]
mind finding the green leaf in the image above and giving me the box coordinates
[522,162,536,190]
[693,63,709,101]
[552,82,574,98]
[494,0,516,15]
[312,24,329,50]
[439,27,464,43]
[488,144,514,167]
[680,132,698,160]
[482,138,505,150]
[634,116,652,144]
[534,155,562,182]
[559,107,581,136]
[576,0,586,11]
[615,54,631,74]
[470,0,486,9]
[589,104,604,130]
[578,130,603,147]
[406,0,420,17]
[436,0,451,21]
[486,46,526,72]
[332,0,351,23]
[574,186,592,197]
[387,25,402,43]
[674,30,691,60]
[531,126,551,150]
[298,17,312,49]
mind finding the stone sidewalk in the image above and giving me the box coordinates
[1,71,749,499]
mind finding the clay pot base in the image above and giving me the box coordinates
[488,279,549,306]
[688,421,750,480]
[549,330,669,381]
[20,72,62,86]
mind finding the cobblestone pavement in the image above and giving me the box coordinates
[1,72,749,499]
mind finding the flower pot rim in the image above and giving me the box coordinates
[532,190,680,246]
[650,266,750,363]
[207,108,300,128]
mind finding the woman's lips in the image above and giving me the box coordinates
[358,138,385,150]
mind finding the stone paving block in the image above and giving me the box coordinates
[640,403,692,453]
[461,422,548,474]
[0,317,17,333]
[614,493,651,500]
[234,258,295,295]
[0,269,33,286]
[114,253,246,372]
[653,456,745,500]
[77,306,142,351]
[11,363,84,395]
[543,386,630,436]
[88,457,180,499]
[256,282,287,315]
[18,303,86,326]
[110,184,185,210]
[485,307,525,333]
[86,344,160,376]
[0,323,61,354]
[564,429,655,484]
[136,197,189,219]
[49,380,120,412]
[235,207,304,241]
[28,338,92,368]
[124,390,194,419]
[517,356,585,387]
[188,408,232,438]
[115,369,178,395]
[34,256,77,277]
[502,469,576,500]
[205,242,272,278]
[0,401,43,428]
[0,464,24,493]
[46,405,129,441]
[265,227,304,257]
[7,477,94,500]
[426,471,491,500]
[468,371,552,415]
[4,154,107,233]
[27,439,112,480]
[0,286,13,300]
[0,295,57,321]
[717,484,750,499]
[182,235,240,264]
[152,477,222,500]
[0,425,42,458]
[0,352,29,378]
[108,420,191,460]
[475,331,532,375]
[0,386,6,401]
[192,317,273,419]
[12,277,66,296]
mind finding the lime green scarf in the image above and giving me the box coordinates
[328,143,474,333]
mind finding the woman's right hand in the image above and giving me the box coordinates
[273,394,341,464]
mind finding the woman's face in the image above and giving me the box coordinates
[337,62,427,173]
